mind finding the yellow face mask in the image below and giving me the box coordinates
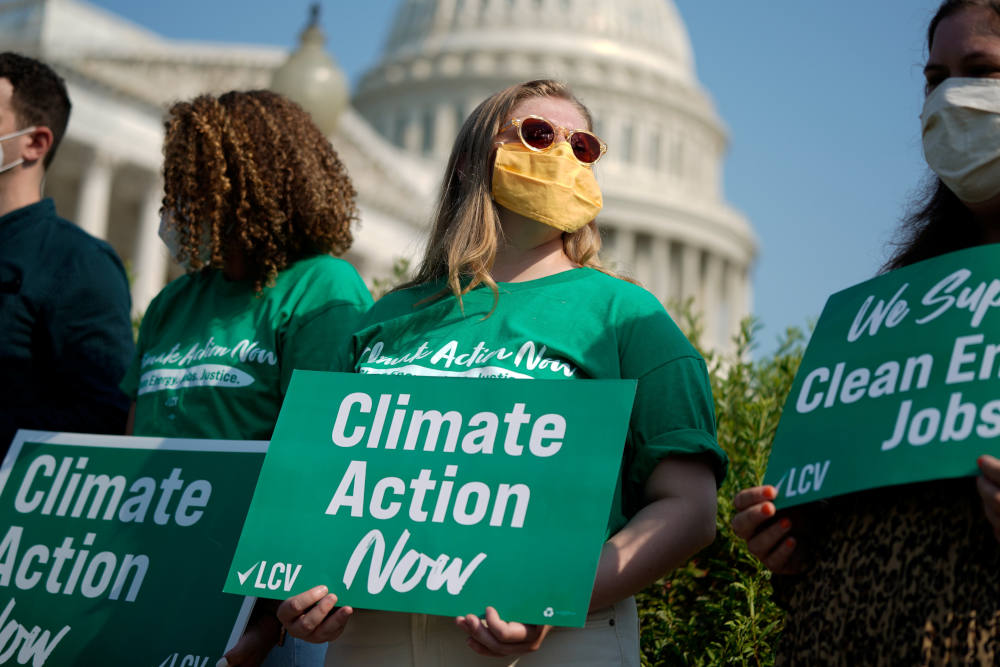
[491,142,603,233]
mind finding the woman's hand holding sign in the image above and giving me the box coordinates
[455,607,552,657]
[738,454,1000,569]
[731,485,803,575]
[277,585,354,643]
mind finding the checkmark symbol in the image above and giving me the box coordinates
[237,561,260,586]
[772,471,788,496]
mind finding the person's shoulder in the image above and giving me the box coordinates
[289,254,362,280]
[143,273,195,313]
[362,281,443,327]
[578,268,666,313]
[155,271,196,297]
[136,272,200,334]
[284,255,368,293]
[45,211,126,272]
[577,269,700,361]
[27,207,130,301]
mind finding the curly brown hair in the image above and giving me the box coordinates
[162,90,357,291]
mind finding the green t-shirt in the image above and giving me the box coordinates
[122,255,372,440]
[351,268,726,538]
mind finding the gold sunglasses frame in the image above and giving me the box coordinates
[500,115,608,165]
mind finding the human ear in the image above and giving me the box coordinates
[21,126,53,166]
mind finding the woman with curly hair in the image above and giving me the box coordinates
[120,89,372,666]
[274,79,725,666]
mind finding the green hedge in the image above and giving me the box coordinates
[637,313,805,666]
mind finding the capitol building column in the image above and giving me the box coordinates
[131,177,168,315]
[402,111,420,154]
[613,227,636,277]
[680,243,702,307]
[650,236,671,307]
[434,104,455,158]
[75,148,114,240]
[703,252,724,348]
[726,261,749,342]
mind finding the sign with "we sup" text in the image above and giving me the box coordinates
[224,371,635,627]
[765,244,1000,507]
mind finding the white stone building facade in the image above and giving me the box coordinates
[0,0,755,352]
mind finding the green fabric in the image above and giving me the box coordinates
[122,255,372,440]
[352,268,725,538]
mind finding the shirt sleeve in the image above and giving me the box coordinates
[627,355,726,484]
[618,304,727,516]
[278,264,373,393]
[119,348,141,401]
[279,300,370,393]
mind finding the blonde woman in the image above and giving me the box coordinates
[277,80,725,666]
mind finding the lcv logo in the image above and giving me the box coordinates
[235,560,302,592]
[775,461,831,498]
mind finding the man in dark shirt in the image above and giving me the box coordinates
[0,52,134,454]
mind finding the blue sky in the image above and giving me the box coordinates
[88,0,946,351]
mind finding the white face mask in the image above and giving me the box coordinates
[158,210,212,270]
[921,77,1000,203]
[0,126,36,174]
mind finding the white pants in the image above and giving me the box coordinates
[324,597,640,666]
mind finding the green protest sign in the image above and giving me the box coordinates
[225,371,635,627]
[0,430,266,666]
[764,244,1000,508]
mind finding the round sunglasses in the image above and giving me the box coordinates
[500,115,607,165]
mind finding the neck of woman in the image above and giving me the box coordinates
[492,209,577,282]
[966,196,1000,244]
[223,244,250,281]
[981,221,1000,244]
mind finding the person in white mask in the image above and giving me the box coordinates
[272,79,726,667]
[731,1,1000,663]
[0,52,133,454]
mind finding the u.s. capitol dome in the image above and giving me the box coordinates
[0,0,755,351]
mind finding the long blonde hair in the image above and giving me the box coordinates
[402,79,616,308]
